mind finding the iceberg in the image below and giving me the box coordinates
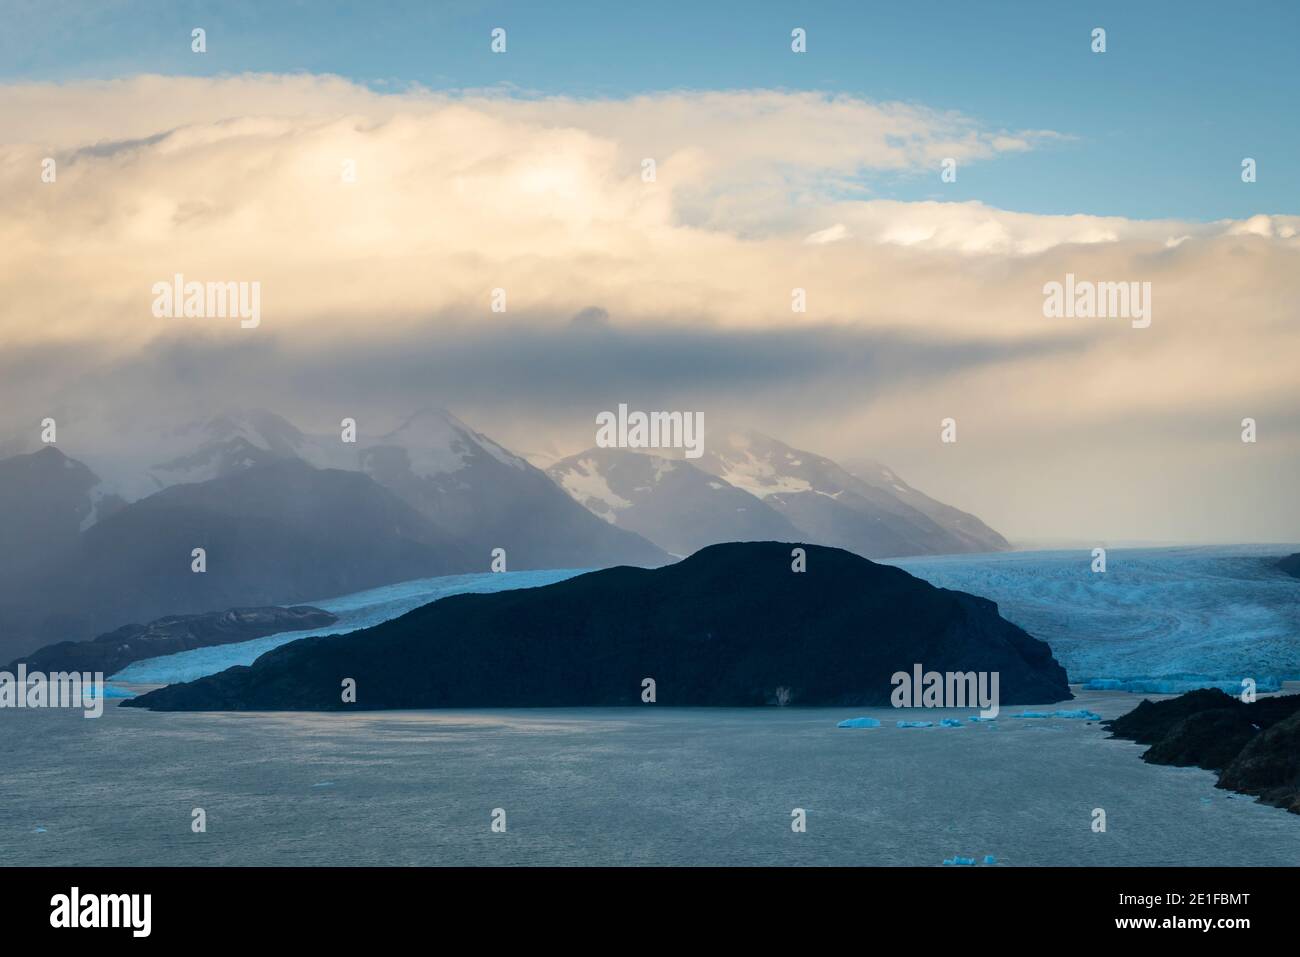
[942,856,976,866]
[896,720,934,728]
[939,718,963,728]
[836,717,882,729]
[1017,710,1101,720]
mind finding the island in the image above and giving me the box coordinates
[125,541,1070,711]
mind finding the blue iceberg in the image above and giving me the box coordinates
[896,720,934,728]
[836,717,882,729]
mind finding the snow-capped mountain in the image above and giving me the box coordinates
[547,447,802,557]
[0,409,670,656]
[358,409,667,569]
[90,405,667,569]
[687,429,1008,558]
[146,409,350,487]
[60,406,665,572]
[0,454,473,659]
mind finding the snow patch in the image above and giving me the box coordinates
[555,458,633,519]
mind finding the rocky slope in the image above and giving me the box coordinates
[4,605,337,677]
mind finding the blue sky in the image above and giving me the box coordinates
[5,0,1298,221]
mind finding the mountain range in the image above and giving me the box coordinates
[0,408,1006,660]
[548,429,1007,558]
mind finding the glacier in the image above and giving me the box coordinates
[113,544,1300,694]
[111,568,588,685]
[891,545,1300,691]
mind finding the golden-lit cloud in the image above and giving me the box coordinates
[1,73,1297,541]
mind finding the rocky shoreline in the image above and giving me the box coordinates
[1106,688,1300,814]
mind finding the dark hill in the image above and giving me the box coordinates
[125,541,1070,712]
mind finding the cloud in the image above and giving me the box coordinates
[804,224,851,245]
[0,73,1297,541]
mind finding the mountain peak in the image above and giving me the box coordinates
[377,408,527,473]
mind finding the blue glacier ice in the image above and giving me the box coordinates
[943,855,976,866]
[892,545,1300,691]
[939,718,963,727]
[113,545,1300,694]
[896,720,934,728]
[1017,710,1102,720]
[1082,676,1282,694]
[112,568,588,685]
[837,717,882,728]
[983,855,997,865]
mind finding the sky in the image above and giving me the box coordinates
[6,0,1299,220]
[1,0,1298,544]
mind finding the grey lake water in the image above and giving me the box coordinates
[3,690,1299,866]
[5,546,1300,867]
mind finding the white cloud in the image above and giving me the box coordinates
[804,224,851,245]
